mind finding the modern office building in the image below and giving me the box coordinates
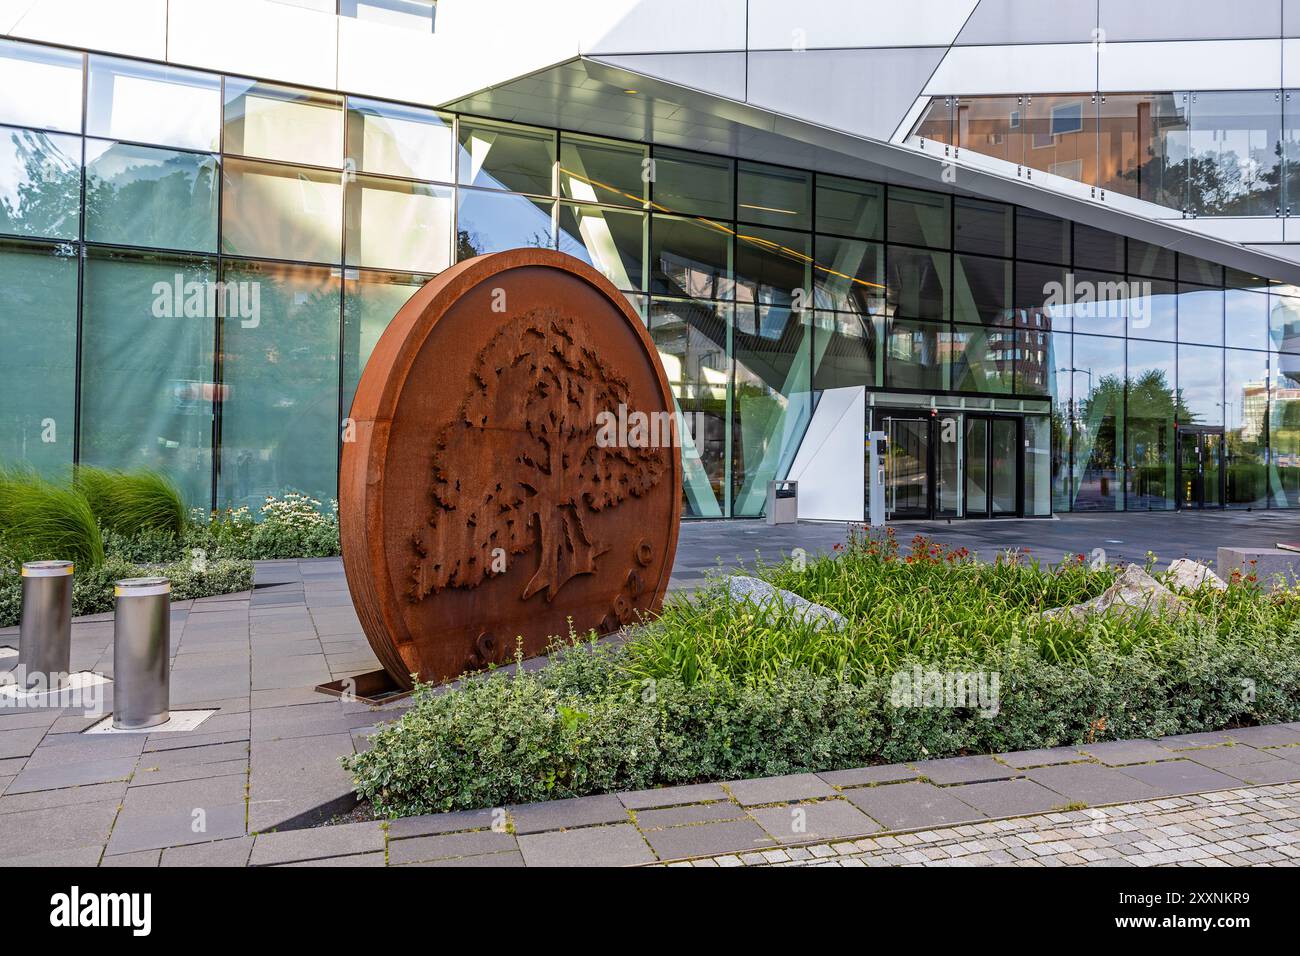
[5,0,1300,522]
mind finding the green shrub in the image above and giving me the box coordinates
[74,466,186,538]
[0,468,104,568]
[187,493,340,561]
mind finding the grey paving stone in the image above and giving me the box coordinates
[6,756,138,794]
[1080,739,1181,766]
[725,773,835,806]
[641,818,773,861]
[6,846,105,867]
[108,801,247,854]
[912,755,1018,785]
[618,782,729,809]
[250,821,385,865]
[26,734,145,767]
[0,800,119,854]
[817,763,920,787]
[517,823,655,867]
[423,850,525,867]
[131,758,248,788]
[121,774,246,813]
[943,778,1067,817]
[160,836,254,867]
[0,726,48,760]
[634,801,745,830]
[279,851,386,867]
[998,747,1087,769]
[749,799,880,844]
[1120,760,1251,796]
[247,733,356,831]
[508,793,628,834]
[387,807,500,839]
[842,782,985,830]
[387,829,517,865]
[0,780,126,815]
[1224,725,1300,748]
[1222,759,1300,786]
[1181,743,1271,769]
[100,849,161,867]
[1027,762,1165,805]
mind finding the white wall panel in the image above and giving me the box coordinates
[168,0,338,90]
[786,387,865,523]
[580,0,747,54]
[926,44,1096,96]
[1100,40,1282,92]
[747,0,978,50]
[4,0,167,59]
[1283,39,1300,87]
[592,52,747,102]
[1180,217,1285,244]
[338,16,442,104]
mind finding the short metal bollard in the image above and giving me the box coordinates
[112,577,171,730]
[18,561,74,691]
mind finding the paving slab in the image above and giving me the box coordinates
[749,799,880,844]
[1222,759,1300,786]
[912,755,1018,784]
[100,849,161,867]
[998,746,1087,769]
[1027,762,1165,805]
[1120,760,1251,796]
[618,782,730,809]
[1080,739,1181,766]
[422,850,525,867]
[250,820,385,866]
[387,829,517,865]
[0,800,119,854]
[279,851,386,867]
[107,802,247,854]
[818,763,920,787]
[508,793,628,834]
[725,773,835,806]
[1180,743,1272,769]
[841,782,985,830]
[634,801,746,830]
[943,778,1068,817]
[1224,725,1300,748]
[641,818,773,861]
[160,836,254,867]
[387,807,500,839]
[0,780,126,814]
[6,756,138,794]
[248,733,356,831]
[517,823,655,867]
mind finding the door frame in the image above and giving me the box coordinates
[964,413,1024,519]
[1176,425,1226,511]
[877,410,935,520]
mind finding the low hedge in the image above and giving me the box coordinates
[344,623,1300,817]
[0,554,254,627]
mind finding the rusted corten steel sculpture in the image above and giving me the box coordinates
[340,249,683,689]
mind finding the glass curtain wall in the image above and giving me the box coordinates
[0,37,1296,518]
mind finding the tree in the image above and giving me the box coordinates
[410,308,670,603]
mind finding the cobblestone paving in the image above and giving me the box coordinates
[677,783,1300,868]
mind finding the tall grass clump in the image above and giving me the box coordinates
[74,466,186,538]
[0,468,105,568]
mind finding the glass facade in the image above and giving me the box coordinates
[1,38,1297,519]
[917,89,1296,217]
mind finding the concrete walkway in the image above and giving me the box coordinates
[1,511,1299,866]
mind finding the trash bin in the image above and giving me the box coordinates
[112,577,171,730]
[18,561,73,691]
[766,480,799,526]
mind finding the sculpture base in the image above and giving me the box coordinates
[315,670,412,706]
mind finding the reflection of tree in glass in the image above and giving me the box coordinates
[0,129,80,236]
[84,148,217,249]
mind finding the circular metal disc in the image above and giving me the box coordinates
[340,249,683,688]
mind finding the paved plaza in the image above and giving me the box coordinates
[2,512,1300,866]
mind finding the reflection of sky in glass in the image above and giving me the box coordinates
[0,128,80,224]
[457,189,552,256]
[88,58,221,151]
[0,41,83,132]
[348,97,452,182]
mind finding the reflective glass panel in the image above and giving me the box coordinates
[953,253,1012,325]
[1271,350,1300,506]
[951,324,1014,394]
[85,141,219,252]
[1022,94,1096,184]
[79,249,216,508]
[0,239,77,475]
[650,214,732,300]
[1069,270,1127,337]
[1269,294,1300,352]
[887,246,950,322]
[1073,222,1125,272]
[1097,92,1188,210]
[559,133,647,207]
[1224,348,1269,508]
[345,97,453,181]
[886,318,948,391]
[812,236,884,314]
[1128,277,1177,342]
[0,128,80,240]
[1179,343,1225,427]
[456,189,553,258]
[651,147,732,219]
[1128,239,1175,280]
[737,161,811,230]
[342,269,429,416]
[735,226,810,309]
[1126,339,1177,511]
[1014,313,1060,396]
[1016,207,1070,265]
[812,311,881,390]
[0,40,83,133]
[1016,262,1070,334]
[911,97,952,145]
[954,196,1012,257]
[457,118,554,195]
[1178,283,1224,346]
[1226,287,1269,351]
[345,176,452,273]
[1071,333,1125,511]
[1188,90,1282,217]
[815,174,883,240]
[557,202,645,291]
[887,186,951,248]
[955,95,1025,167]
[217,261,341,509]
[221,158,343,263]
[224,80,344,168]
[88,56,220,151]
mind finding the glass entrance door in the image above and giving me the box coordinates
[1178,428,1224,509]
[882,414,931,519]
[965,416,1021,518]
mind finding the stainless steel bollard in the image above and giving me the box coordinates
[18,561,74,691]
[112,577,171,730]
